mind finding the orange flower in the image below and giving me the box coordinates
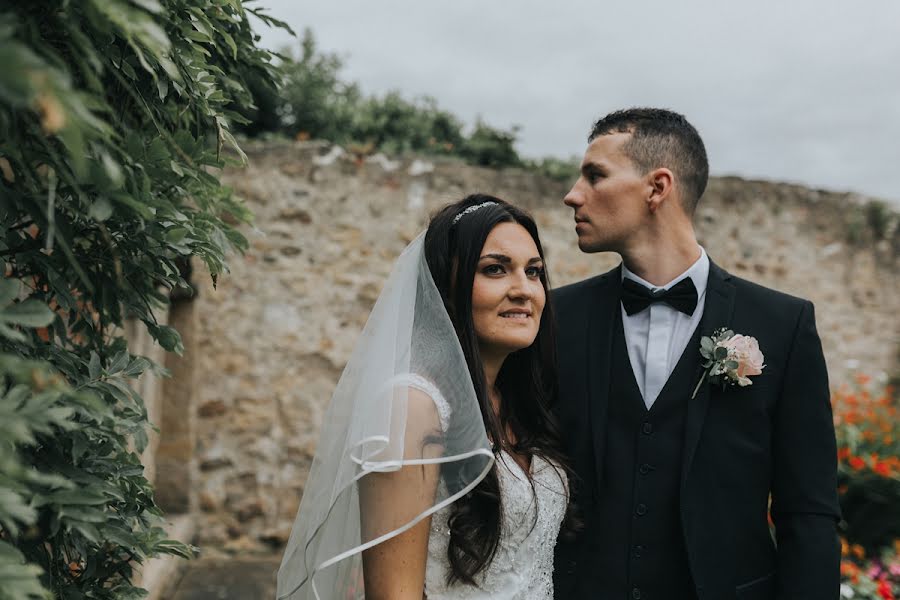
[875,461,891,477]
[838,447,852,461]
[851,544,866,560]
[849,456,866,471]
[842,559,861,584]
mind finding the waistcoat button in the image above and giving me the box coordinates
[641,422,653,434]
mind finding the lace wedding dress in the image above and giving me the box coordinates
[403,375,569,600]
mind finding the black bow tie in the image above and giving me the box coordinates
[621,277,698,316]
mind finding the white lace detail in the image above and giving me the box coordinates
[426,447,567,597]
[394,373,452,432]
[390,374,567,599]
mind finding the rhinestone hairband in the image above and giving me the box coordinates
[451,201,498,225]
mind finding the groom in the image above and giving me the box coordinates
[552,108,841,599]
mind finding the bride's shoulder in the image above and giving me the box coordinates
[387,373,452,432]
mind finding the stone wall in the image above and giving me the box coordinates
[185,140,899,553]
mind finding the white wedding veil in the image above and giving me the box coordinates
[276,232,494,600]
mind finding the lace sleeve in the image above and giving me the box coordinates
[392,373,452,433]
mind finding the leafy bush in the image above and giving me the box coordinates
[275,28,362,144]
[255,29,526,169]
[525,156,580,183]
[0,0,284,597]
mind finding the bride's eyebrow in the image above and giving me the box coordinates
[479,254,543,264]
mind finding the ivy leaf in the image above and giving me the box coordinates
[0,278,20,306]
[147,323,184,355]
[0,300,54,328]
[88,352,102,380]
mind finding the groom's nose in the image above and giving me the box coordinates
[564,181,584,208]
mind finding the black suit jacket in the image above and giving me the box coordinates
[553,260,842,600]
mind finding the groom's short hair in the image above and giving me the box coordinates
[589,108,709,214]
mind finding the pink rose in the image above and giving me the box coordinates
[721,334,765,386]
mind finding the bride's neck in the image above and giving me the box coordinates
[481,353,505,415]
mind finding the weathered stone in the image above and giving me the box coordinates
[223,535,264,554]
[236,499,263,522]
[258,528,292,549]
[197,399,227,418]
[198,491,218,513]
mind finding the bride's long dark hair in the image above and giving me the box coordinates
[423,194,575,585]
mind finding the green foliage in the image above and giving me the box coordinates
[524,156,580,183]
[0,0,284,597]
[275,28,362,144]
[458,121,522,169]
[864,200,894,241]
[256,29,526,169]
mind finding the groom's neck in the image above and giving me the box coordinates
[619,229,702,287]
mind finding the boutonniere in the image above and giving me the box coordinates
[691,328,766,399]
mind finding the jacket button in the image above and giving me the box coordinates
[635,503,648,516]
[641,422,653,434]
[633,544,644,558]
[632,587,642,599]
[639,463,653,475]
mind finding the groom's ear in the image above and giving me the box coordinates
[646,167,674,213]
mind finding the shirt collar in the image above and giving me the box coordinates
[621,246,710,298]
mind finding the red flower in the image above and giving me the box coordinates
[849,456,866,471]
[877,578,894,600]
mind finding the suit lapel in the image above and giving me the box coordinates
[681,260,736,491]
[588,266,622,489]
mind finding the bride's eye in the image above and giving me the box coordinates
[526,266,545,278]
[482,264,505,275]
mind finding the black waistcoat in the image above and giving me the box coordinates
[591,313,702,600]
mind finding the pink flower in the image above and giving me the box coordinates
[721,334,765,386]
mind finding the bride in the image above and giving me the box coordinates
[276,195,575,599]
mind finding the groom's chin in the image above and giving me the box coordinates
[576,237,605,254]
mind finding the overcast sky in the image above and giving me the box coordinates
[253,1,900,206]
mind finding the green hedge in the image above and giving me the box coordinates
[0,0,285,597]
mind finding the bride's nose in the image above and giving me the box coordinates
[507,271,533,300]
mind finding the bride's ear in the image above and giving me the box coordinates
[646,167,674,213]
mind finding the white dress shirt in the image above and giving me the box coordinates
[621,247,710,409]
